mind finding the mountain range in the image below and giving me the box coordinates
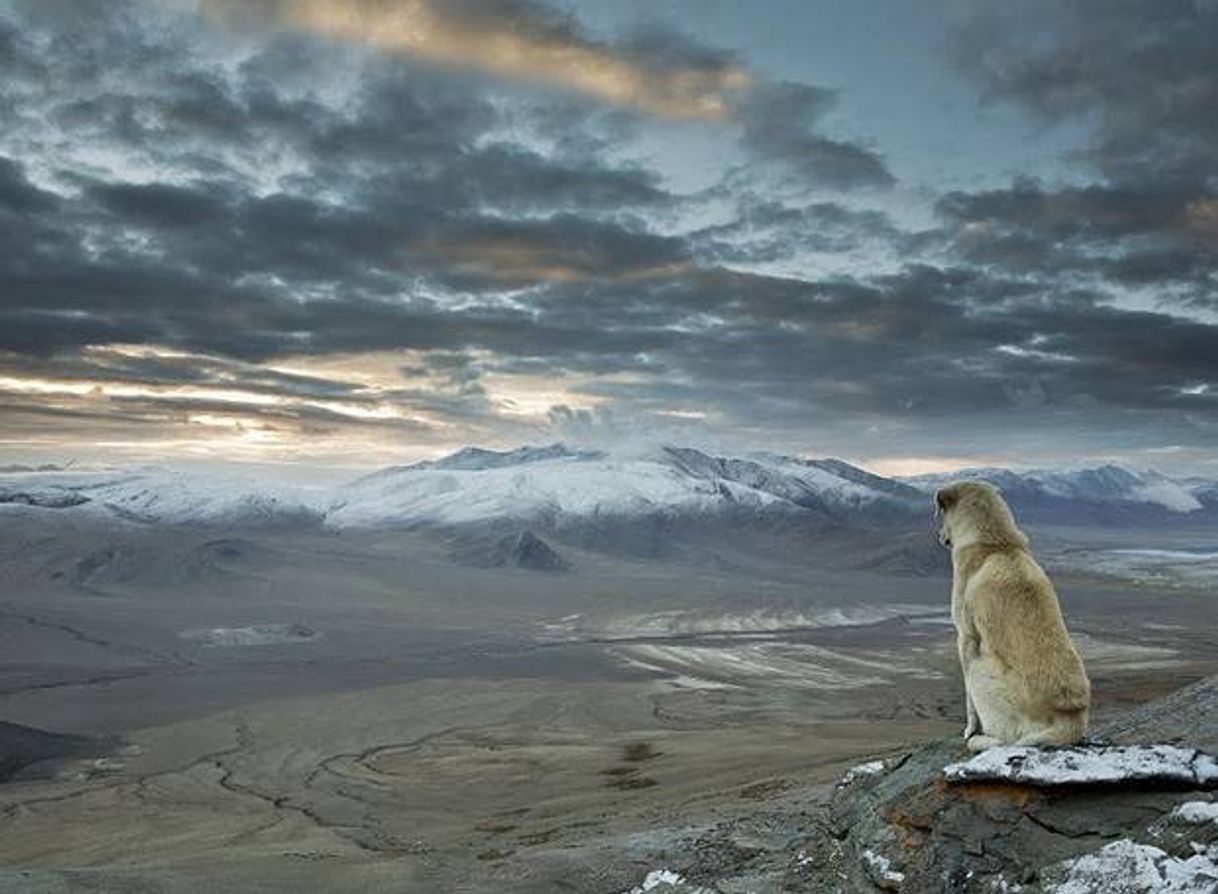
[1,445,1215,532]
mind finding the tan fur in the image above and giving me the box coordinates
[935,481,1090,751]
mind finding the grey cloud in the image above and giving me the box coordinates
[0,1,697,355]
[0,0,1214,466]
[950,0,1218,185]
[413,214,690,288]
[87,181,230,229]
[102,393,432,432]
[689,197,903,264]
[518,263,1217,435]
[0,394,433,443]
[945,1,1218,303]
[0,349,367,402]
[202,0,890,191]
[939,180,1197,242]
[937,178,1217,295]
[733,82,894,190]
[0,158,59,213]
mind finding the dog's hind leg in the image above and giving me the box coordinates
[1012,713,1087,748]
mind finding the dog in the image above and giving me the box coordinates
[935,481,1090,751]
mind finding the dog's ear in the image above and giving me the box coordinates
[934,486,959,515]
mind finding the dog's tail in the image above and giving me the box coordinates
[1015,710,1088,747]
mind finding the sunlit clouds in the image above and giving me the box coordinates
[202,0,750,119]
[0,345,613,465]
[1,1,1216,473]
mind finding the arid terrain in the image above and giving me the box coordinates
[2,500,1216,892]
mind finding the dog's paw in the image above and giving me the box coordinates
[966,734,1000,753]
[962,721,978,739]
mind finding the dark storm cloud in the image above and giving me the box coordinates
[944,1,1218,304]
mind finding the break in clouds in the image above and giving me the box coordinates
[0,0,1215,471]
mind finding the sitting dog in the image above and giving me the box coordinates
[935,481,1090,751]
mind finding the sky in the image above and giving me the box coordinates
[0,0,1215,476]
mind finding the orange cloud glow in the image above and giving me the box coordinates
[204,0,749,119]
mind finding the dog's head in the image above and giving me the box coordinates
[933,480,1022,550]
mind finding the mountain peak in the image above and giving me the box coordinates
[413,443,602,472]
[352,443,602,482]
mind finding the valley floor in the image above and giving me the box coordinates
[1,512,1215,892]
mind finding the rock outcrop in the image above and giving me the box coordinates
[818,741,1217,892]
[807,676,1218,892]
[614,674,1218,893]
[492,531,571,572]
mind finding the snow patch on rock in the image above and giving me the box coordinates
[1045,839,1218,893]
[1173,801,1218,825]
[620,868,713,894]
[838,760,888,788]
[861,848,905,890]
[945,745,1218,788]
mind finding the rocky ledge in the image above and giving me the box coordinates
[943,744,1218,788]
[615,675,1218,893]
[804,676,1218,892]
[818,740,1217,892]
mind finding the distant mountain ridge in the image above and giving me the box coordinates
[1,445,1215,530]
[906,463,1217,524]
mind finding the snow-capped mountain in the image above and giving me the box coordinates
[328,445,925,529]
[905,464,1217,522]
[0,467,328,527]
[392,444,603,472]
[2,447,1214,530]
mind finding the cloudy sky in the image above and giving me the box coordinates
[1,0,1215,475]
